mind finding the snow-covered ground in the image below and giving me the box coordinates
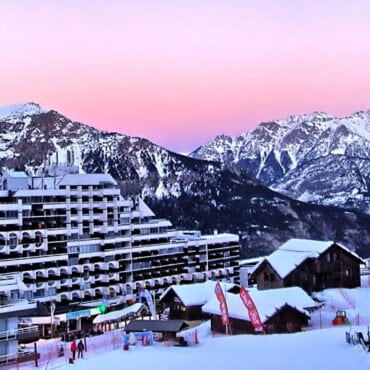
[310,287,370,329]
[53,327,370,370]
[19,286,370,369]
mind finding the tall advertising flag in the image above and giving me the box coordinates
[143,289,156,319]
[240,286,264,333]
[215,281,230,326]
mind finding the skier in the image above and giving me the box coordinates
[77,339,85,359]
[70,339,77,361]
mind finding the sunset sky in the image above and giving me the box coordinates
[1,1,370,152]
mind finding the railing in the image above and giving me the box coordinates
[0,325,39,341]
[0,350,37,365]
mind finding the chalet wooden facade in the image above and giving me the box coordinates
[159,281,238,321]
[250,239,364,293]
[160,290,205,321]
[202,287,315,335]
[209,304,309,335]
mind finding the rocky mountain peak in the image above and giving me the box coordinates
[0,102,48,121]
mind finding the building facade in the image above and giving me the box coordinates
[0,275,40,365]
[0,168,240,320]
[250,239,363,293]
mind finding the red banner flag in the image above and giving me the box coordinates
[240,286,264,333]
[215,281,230,326]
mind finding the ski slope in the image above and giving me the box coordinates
[56,327,370,370]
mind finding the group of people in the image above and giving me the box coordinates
[70,339,85,360]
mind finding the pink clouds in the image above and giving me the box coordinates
[1,1,370,151]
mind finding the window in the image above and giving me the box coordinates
[79,245,100,254]
[0,342,8,356]
[9,233,17,248]
[0,319,7,332]
[24,291,33,300]
[47,288,57,297]
[35,231,43,247]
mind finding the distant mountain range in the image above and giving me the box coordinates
[1,102,370,258]
[191,110,370,214]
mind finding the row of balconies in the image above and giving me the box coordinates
[0,241,48,254]
[19,266,236,304]
[20,261,120,281]
[23,272,121,291]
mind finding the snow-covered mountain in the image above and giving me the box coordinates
[191,110,370,213]
[0,102,222,199]
[1,102,370,258]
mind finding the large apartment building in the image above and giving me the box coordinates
[0,166,239,318]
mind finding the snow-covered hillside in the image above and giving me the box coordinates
[191,110,370,213]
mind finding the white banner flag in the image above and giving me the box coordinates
[144,290,156,318]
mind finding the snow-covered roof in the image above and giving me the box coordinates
[240,256,265,266]
[251,239,364,279]
[58,173,117,186]
[159,281,237,307]
[138,198,155,217]
[202,287,316,323]
[4,170,28,178]
[93,303,145,324]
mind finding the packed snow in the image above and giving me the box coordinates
[53,327,370,370]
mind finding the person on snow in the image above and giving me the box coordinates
[77,339,85,359]
[70,339,77,360]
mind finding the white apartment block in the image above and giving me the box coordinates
[0,167,240,315]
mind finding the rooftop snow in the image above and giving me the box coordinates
[251,239,364,279]
[160,281,237,307]
[202,286,316,323]
[93,303,145,324]
[4,170,28,178]
[138,198,155,217]
[58,173,117,186]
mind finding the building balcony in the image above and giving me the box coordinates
[0,326,39,343]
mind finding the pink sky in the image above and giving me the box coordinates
[1,1,370,152]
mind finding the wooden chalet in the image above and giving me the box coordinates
[159,281,238,321]
[202,287,316,335]
[249,239,364,293]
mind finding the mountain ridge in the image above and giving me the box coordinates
[1,102,370,258]
[190,108,370,214]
